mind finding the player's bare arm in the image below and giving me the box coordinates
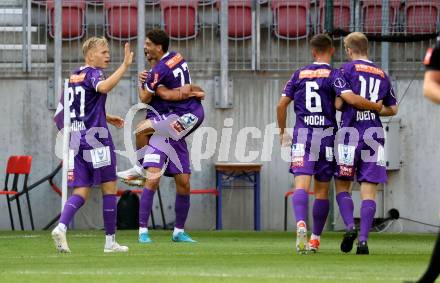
[276,96,292,145]
[156,84,205,101]
[339,91,383,112]
[424,70,440,104]
[379,105,398,116]
[335,97,344,110]
[97,43,133,94]
[106,114,124,129]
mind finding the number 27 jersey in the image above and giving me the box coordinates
[282,63,338,129]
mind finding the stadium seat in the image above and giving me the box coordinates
[405,0,440,34]
[361,0,402,34]
[103,0,138,40]
[216,0,253,40]
[319,0,351,33]
[160,0,199,40]
[47,0,86,40]
[284,189,314,231]
[271,0,310,39]
[0,156,34,231]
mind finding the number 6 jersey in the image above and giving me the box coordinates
[282,62,339,130]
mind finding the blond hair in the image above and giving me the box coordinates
[344,32,368,55]
[82,36,108,57]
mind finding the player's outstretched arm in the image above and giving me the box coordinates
[339,92,383,112]
[156,84,205,101]
[277,96,292,146]
[424,70,440,104]
[97,43,133,94]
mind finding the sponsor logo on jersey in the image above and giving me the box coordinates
[299,68,331,79]
[69,73,86,83]
[150,73,159,89]
[354,64,385,78]
[166,53,184,69]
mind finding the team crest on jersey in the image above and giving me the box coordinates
[333,77,347,89]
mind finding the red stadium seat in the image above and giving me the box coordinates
[216,0,253,40]
[405,0,439,34]
[319,0,351,33]
[103,0,138,40]
[271,0,310,39]
[47,0,86,40]
[361,0,401,34]
[161,0,199,40]
[0,156,34,231]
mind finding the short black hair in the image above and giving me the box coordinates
[310,33,333,53]
[146,29,170,53]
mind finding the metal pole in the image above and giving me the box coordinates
[136,0,146,104]
[54,0,62,110]
[27,0,31,72]
[61,79,71,210]
[220,0,229,108]
[325,0,334,33]
[251,0,256,71]
[381,0,390,73]
[21,0,26,72]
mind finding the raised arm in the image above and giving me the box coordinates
[97,43,133,94]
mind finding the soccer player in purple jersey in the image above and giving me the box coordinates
[124,29,204,243]
[277,34,382,254]
[51,37,133,253]
[333,32,398,255]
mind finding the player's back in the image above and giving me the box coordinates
[159,51,201,114]
[67,66,110,145]
[339,59,393,134]
[283,63,337,129]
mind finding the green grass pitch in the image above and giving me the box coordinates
[0,230,437,283]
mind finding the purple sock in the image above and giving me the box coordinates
[103,194,117,235]
[359,200,376,242]
[175,194,190,229]
[336,192,355,230]
[139,188,155,228]
[59,194,85,226]
[312,199,330,236]
[292,189,308,224]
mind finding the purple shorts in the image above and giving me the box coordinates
[142,107,204,176]
[334,138,387,184]
[289,127,336,182]
[67,141,117,188]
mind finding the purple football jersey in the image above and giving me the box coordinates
[282,63,338,129]
[336,59,397,136]
[144,51,201,117]
[67,66,111,146]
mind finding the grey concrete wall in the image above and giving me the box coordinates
[0,73,439,233]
